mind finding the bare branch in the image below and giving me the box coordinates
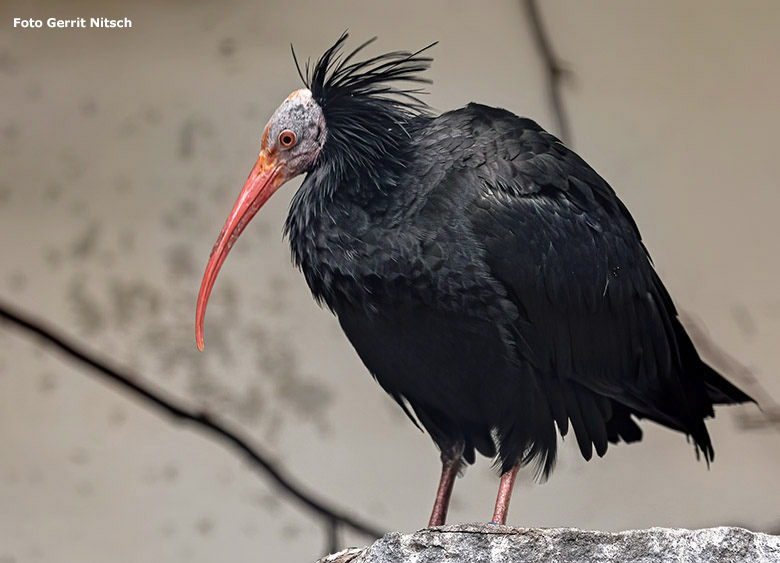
[523,0,572,144]
[0,299,386,543]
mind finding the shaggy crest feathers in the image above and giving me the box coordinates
[294,32,435,113]
[291,33,436,189]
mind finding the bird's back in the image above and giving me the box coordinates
[295,102,753,475]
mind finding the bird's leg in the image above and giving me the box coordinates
[491,464,520,525]
[428,447,462,527]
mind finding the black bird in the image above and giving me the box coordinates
[195,35,753,526]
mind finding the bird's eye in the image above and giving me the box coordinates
[279,130,297,148]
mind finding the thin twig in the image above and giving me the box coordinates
[326,519,341,555]
[0,299,385,542]
[523,0,572,144]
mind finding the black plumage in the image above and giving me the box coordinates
[284,36,751,477]
[196,34,753,523]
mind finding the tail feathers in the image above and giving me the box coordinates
[611,401,715,464]
[690,418,715,465]
[700,361,755,405]
[672,316,755,406]
[605,402,643,444]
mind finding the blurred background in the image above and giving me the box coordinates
[1,0,779,561]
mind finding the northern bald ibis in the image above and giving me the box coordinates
[196,34,753,526]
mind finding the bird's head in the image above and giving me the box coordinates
[196,33,434,351]
[260,88,327,180]
[194,88,325,351]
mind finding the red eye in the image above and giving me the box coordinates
[279,130,296,148]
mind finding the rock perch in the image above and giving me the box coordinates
[317,524,780,563]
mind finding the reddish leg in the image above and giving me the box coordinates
[428,454,462,527]
[491,464,520,525]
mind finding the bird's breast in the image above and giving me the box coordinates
[289,213,518,340]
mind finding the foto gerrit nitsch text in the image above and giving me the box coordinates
[14,18,132,28]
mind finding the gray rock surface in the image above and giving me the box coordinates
[318,524,780,563]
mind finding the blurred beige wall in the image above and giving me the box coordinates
[0,1,778,562]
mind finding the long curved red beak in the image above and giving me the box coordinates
[195,151,284,351]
